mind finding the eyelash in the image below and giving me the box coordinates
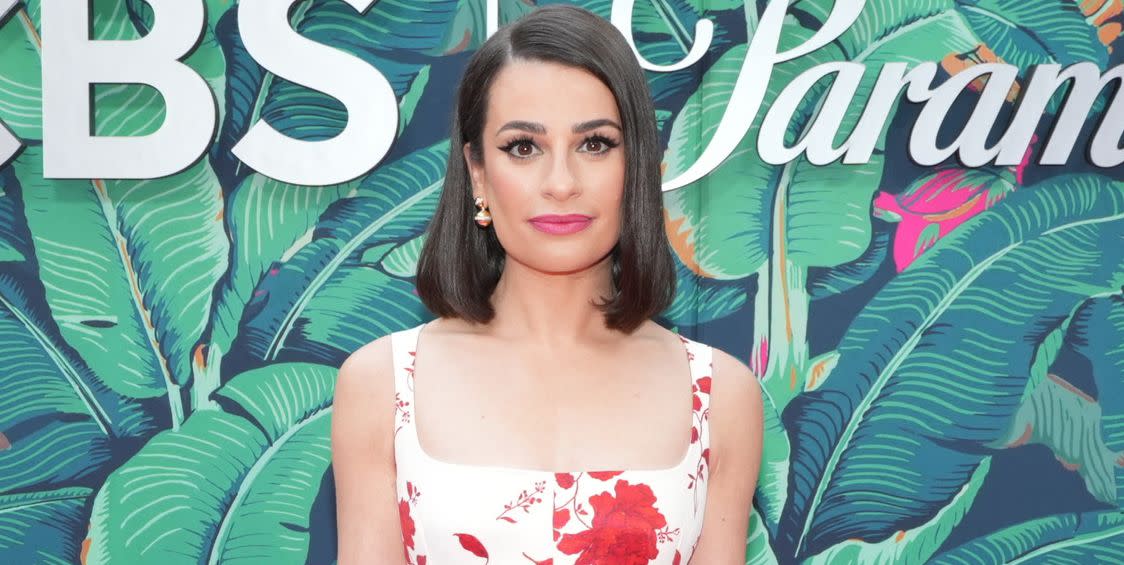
[498,134,620,159]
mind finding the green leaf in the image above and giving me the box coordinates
[991,374,1120,504]
[807,227,892,299]
[398,65,431,132]
[661,252,748,326]
[86,363,338,564]
[802,350,839,392]
[205,173,357,383]
[778,174,1124,560]
[957,0,1108,69]
[12,148,181,409]
[0,168,149,543]
[0,487,93,564]
[380,233,427,278]
[432,0,537,55]
[0,1,41,140]
[12,146,228,421]
[754,386,790,537]
[0,169,28,262]
[222,142,448,373]
[931,509,1124,564]
[807,460,992,565]
[0,268,136,493]
[746,507,780,565]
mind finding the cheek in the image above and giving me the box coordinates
[484,163,531,214]
[599,162,626,223]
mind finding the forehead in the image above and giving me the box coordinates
[485,59,620,132]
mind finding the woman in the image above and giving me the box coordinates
[332,5,762,564]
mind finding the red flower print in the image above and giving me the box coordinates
[454,533,490,563]
[587,471,623,481]
[497,481,546,523]
[673,550,682,565]
[557,480,668,564]
[398,499,415,550]
[696,376,711,394]
[556,472,575,489]
[553,508,570,541]
[554,508,571,529]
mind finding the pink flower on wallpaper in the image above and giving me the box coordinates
[750,336,768,379]
[874,136,1035,272]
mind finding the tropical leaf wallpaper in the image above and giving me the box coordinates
[1,0,1122,563]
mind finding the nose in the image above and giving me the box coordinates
[541,150,580,201]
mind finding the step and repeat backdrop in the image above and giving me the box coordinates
[1,0,1123,563]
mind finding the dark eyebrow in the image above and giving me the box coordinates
[495,119,622,136]
[573,119,622,133]
[496,121,545,136]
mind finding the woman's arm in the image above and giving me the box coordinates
[332,336,409,565]
[689,347,765,564]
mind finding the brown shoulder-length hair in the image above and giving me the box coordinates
[415,4,676,334]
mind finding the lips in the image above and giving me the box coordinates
[528,214,593,235]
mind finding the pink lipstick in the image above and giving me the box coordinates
[529,214,592,235]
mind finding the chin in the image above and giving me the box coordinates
[519,253,609,276]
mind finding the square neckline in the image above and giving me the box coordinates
[402,320,704,476]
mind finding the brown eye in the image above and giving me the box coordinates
[578,135,619,155]
[499,138,539,159]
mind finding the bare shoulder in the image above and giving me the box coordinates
[332,332,410,563]
[706,345,763,470]
[336,334,395,395]
[677,342,764,561]
[330,332,397,460]
[709,346,759,403]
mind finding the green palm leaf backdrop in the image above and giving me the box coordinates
[1,0,1122,563]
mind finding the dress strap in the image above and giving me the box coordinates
[391,323,427,440]
[679,334,714,454]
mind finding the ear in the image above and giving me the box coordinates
[463,142,483,198]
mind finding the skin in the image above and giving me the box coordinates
[332,59,763,564]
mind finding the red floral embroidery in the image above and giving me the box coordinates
[454,533,490,563]
[394,392,411,435]
[398,498,415,552]
[556,472,575,489]
[587,470,623,481]
[398,482,426,565]
[554,508,570,531]
[557,480,668,564]
[696,376,711,394]
[656,525,680,544]
[497,480,546,523]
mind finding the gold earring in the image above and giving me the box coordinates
[474,196,492,227]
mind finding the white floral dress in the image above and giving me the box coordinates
[391,323,713,564]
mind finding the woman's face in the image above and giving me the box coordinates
[464,59,625,277]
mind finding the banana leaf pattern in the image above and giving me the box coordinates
[0,0,1121,563]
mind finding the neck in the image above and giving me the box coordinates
[487,252,617,347]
